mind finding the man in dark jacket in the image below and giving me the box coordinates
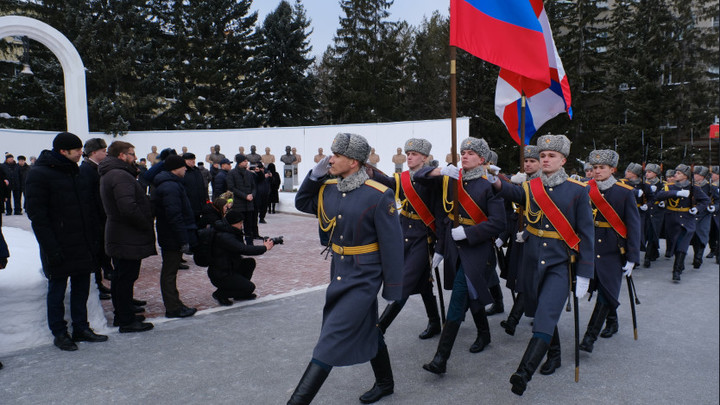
[25,132,108,351]
[79,138,113,300]
[212,158,232,200]
[153,155,198,318]
[182,152,208,225]
[226,154,257,244]
[208,210,273,306]
[1,154,21,215]
[99,141,156,333]
[16,155,29,213]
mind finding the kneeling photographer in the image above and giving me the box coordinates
[208,210,275,306]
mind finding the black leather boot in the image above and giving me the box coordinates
[359,344,394,404]
[600,309,619,338]
[418,290,441,339]
[539,327,561,375]
[673,252,686,281]
[579,302,610,353]
[510,337,550,396]
[287,362,331,405]
[469,307,491,353]
[500,293,524,336]
[377,301,403,334]
[422,320,460,374]
[486,284,504,315]
[692,244,704,269]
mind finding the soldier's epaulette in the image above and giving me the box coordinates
[365,179,389,193]
[324,178,338,185]
[616,182,634,191]
[566,178,587,187]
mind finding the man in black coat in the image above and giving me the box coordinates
[16,155,29,213]
[212,158,232,200]
[207,210,273,305]
[153,155,198,318]
[182,152,209,225]
[99,141,156,333]
[226,154,257,244]
[1,154,21,215]
[25,132,109,351]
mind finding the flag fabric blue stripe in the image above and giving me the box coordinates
[463,0,543,33]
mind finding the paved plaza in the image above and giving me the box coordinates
[0,206,718,404]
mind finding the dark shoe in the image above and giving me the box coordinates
[133,305,146,313]
[259,219,267,224]
[97,284,112,294]
[132,298,147,306]
[672,271,681,282]
[13,211,22,215]
[98,292,112,300]
[600,310,619,338]
[178,263,190,270]
[166,306,197,318]
[693,247,703,268]
[53,333,78,351]
[486,302,504,316]
[359,344,394,403]
[469,307,491,353]
[643,255,651,268]
[212,291,233,306]
[510,337,550,396]
[539,328,561,375]
[423,321,461,374]
[579,302,609,353]
[418,291,441,339]
[487,284,504,316]
[72,328,108,343]
[288,361,331,404]
[113,315,146,327]
[501,295,524,336]
[418,319,441,340]
[119,320,154,333]
[707,251,716,259]
[377,301,403,334]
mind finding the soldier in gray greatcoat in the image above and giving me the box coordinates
[289,133,403,404]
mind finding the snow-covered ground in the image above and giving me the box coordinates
[0,227,109,356]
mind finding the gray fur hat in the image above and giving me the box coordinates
[459,137,490,160]
[588,150,619,168]
[625,163,643,176]
[666,169,676,178]
[537,134,571,157]
[693,165,709,177]
[711,166,719,174]
[645,163,661,175]
[404,138,432,156]
[524,145,540,160]
[487,150,498,165]
[674,164,690,178]
[331,133,371,163]
[583,163,593,172]
[83,138,107,156]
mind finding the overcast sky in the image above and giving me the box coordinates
[249,0,449,58]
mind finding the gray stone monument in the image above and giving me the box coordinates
[280,145,296,191]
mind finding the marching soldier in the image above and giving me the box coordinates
[416,137,506,374]
[290,133,403,404]
[653,164,710,281]
[579,150,640,353]
[662,169,677,258]
[371,138,443,340]
[708,166,719,263]
[643,163,663,267]
[582,163,594,182]
[491,135,594,396]
[690,166,712,268]
[485,150,506,317]
[620,163,653,251]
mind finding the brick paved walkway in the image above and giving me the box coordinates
[100,212,330,320]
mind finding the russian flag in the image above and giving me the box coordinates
[494,0,572,146]
[450,0,550,84]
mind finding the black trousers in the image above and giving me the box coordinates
[242,210,258,243]
[111,258,141,325]
[47,274,91,335]
[210,258,256,299]
[160,249,183,312]
[5,189,22,214]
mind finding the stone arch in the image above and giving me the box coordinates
[0,15,88,136]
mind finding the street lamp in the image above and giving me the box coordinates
[20,36,33,76]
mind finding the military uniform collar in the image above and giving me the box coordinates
[540,168,568,187]
[596,176,617,191]
[337,168,369,192]
[461,165,486,181]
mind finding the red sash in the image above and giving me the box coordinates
[456,171,488,225]
[588,179,628,239]
[529,177,580,251]
[400,171,436,232]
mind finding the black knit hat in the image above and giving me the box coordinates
[225,210,244,225]
[53,132,83,151]
[164,155,186,171]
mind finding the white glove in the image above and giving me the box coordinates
[637,189,644,198]
[440,164,460,179]
[431,253,443,268]
[488,165,501,174]
[486,173,498,184]
[640,204,648,211]
[676,189,690,198]
[658,201,666,208]
[516,231,526,243]
[708,205,716,213]
[622,261,634,277]
[494,238,504,248]
[451,226,467,241]
[310,156,330,180]
[575,276,590,299]
[510,172,527,184]
[650,185,657,193]
[689,207,698,215]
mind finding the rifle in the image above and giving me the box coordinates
[620,247,639,340]
[660,134,664,182]
[690,129,696,208]
[568,252,580,383]
[641,131,648,204]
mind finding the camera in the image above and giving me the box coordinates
[264,236,284,245]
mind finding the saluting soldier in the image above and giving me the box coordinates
[653,164,710,282]
[689,166,713,268]
[643,163,663,267]
[370,138,443,340]
[578,150,640,353]
[290,133,403,404]
[416,137,506,375]
[493,135,594,396]
[493,145,542,337]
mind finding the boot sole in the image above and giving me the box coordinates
[422,363,446,374]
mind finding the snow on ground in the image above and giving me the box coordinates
[0,227,109,356]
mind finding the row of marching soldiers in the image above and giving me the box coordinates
[285,132,719,403]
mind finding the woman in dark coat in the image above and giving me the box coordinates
[207,211,273,305]
[267,163,281,213]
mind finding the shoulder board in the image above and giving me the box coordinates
[324,178,338,185]
[365,179,389,193]
[566,178,587,187]
[616,182,634,191]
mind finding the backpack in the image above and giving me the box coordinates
[192,226,216,267]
